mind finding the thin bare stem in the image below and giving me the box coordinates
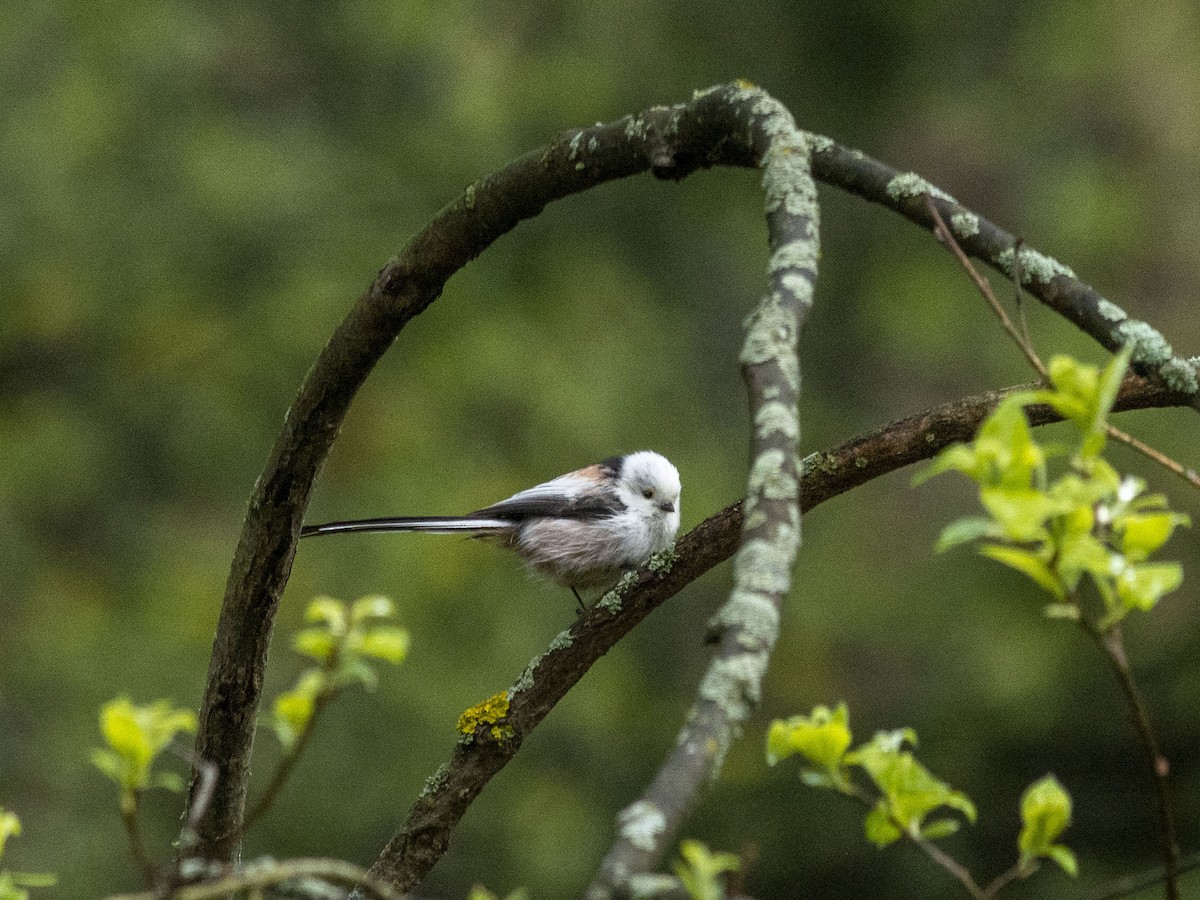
[924,195,1200,493]
[104,857,405,900]
[924,196,1049,381]
[1081,620,1181,900]
[1104,423,1200,490]
[120,796,156,888]
[981,861,1032,900]
[1012,237,1035,354]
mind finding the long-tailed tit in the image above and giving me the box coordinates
[301,451,681,602]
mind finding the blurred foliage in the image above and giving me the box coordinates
[2,1,1199,897]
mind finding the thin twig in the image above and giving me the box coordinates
[104,857,405,900]
[1090,847,1200,900]
[121,796,157,888]
[1011,237,1035,355]
[981,861,1031,900]
[924,195,1200,492]
[924,195,1049,381]
[1081,621,1181,899]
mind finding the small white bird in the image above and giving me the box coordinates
[301,451,681,604]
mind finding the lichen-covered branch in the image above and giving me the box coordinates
[808,144,1199,406]
[587,85,820,898]
[361,370,1186,893]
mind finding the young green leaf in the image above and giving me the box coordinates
[766,703,852,774]
[673,839,740,900]
[1018,775,1077,876]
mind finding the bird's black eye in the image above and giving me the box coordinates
[642,488,655,499]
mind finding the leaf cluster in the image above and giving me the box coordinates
[767,704,1076,883]
[272,595,410,748]
[918,350,1189,628]
[89,698,197,814]
[0,808,57,900]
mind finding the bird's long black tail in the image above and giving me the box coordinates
[299,516,510,538]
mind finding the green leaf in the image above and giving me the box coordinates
[1116,511,1190,562]
[1018,775,1074,873]
[766,703,852,772]
[919,818,961,840]
[335,656,379,690]
[934,517,997,552]
[1115,562,1184,612]
[350,595,395,623]
[152,771,185,793]
[979,487,1057,541]
[1046,845,1079,877]
[0,809,20,857]
[273,690,316,747]
[978,545,1063,599]
[673,839,740,900]
[93,698,196,792]
[305,596,348,634]
[863,802,902,847]
[292,627,337,663]
[355,627,411,664]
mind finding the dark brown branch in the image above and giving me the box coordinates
[363,370,1188,893]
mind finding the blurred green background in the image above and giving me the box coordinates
[2,1,1199,897]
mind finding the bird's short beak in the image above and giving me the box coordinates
[658,501,675,513]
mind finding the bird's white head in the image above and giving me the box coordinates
[614,451,681,543]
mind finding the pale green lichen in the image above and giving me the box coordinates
[747,448,798,502]
[419,762,451,797]
[740,294,800,391]
[548,628,575,653]
[733,538,795,595]
[1116,320,1173,366]
[618,801,666,852]
[597,568,641,613]
[567,130,584,160]
[854,456,868,469]
[624,115,649,141]
[463,183,477,210]
[800,450,839,476]
[587,136,599,152]
[995,247,1076,284]
[761,141,817,217]
[950,211,979,239]
[698,651,769,723]
[1159,357,1199,393]
[754,400,799,440]
[780,271,815,308]
[886,172,955,203]
[808,133,835,154]
[707,587,781,650]
[769,239,819,277]
[1096,299,1127,323]
[647,545,677,574]
[626,874,679,899]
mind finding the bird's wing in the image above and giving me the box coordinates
[473,472,624,521]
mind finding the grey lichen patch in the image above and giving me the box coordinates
[547,628,575,653]
[885,172,956,204]
[754,400,799,440]
[1159,357,1199,393]
[708,587,781,650]
[995,247,1076,284]
[747,448,798,502]
[617,801,666,852]
[624,115,649,141]
[698,650,769,724]
[647,545,677,574]
[808,132,835,154]
[950,211,979,239]
[1115,319,1173,366]
[419,762,451,798]
[597,568,641,613]
[799,450,840,476]
[769,240,819,277]
[761,141,817,217]
[626,874,680,899]
[587,136,599,152]
[463,183,477,210]
[740,293,800,391]
[1096,299,1128,323]
[567,130,584,160]
[780,271,815,308]
[733,539,795,595]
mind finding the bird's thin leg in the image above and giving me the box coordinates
[570,586,586,615]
